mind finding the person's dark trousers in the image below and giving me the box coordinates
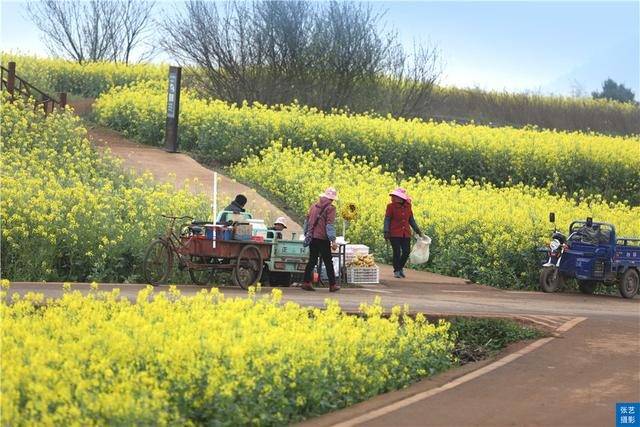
[304,238,336,285]
[390,237,411,272]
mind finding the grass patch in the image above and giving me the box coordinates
[449,317,544,364]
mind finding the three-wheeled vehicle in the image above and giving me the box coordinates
[143,212,314,288]
[539,213,640,298]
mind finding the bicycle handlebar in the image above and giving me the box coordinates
[161,214,194,221]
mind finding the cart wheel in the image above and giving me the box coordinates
[577,280,596,295]
[619,269,639,299]
[233,245,264,289]
[188,256,215,286]
[143,239,173,286]
[539,267,564,293]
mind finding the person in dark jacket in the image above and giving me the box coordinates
[301,187,340,292]
[224,194,247,213]
[383,188,424,279]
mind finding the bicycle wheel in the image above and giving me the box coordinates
[143,239,173,285]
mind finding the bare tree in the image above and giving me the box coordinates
[570,79,585,98]
[161,0,441,115]
[26,0,156,64]
[386,42,442,117]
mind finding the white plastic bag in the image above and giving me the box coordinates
[409,235,431,265]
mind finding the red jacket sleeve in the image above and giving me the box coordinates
[385,203,393,218]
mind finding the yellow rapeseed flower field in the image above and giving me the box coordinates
[94,82,640,204]
[1,53,165,98]
[0,97,209,281]
[0,282,454,425]
[231,143,640,289]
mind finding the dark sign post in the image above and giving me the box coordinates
[165,66,182,152]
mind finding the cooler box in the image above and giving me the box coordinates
[248,219,269,239]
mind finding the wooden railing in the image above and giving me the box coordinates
[1,61,66,113]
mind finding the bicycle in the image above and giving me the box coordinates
[143,214,216,286]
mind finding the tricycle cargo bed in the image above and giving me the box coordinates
[617,237,640,247]
[615,238,640,266]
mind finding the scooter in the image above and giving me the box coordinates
[539,212,580,292]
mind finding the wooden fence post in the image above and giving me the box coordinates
[7,62,16,98]
[59,92,67,109]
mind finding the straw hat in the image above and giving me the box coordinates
[319,187,339,200]
[274,217,288,228]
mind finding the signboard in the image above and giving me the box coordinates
[167,72,177,119]
[165,66,182,152]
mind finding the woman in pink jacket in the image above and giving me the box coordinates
[301,187,340,292]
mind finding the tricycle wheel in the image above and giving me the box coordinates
[143,239,173,286]
[233,245,264,289]
[269,272,293,287]
[539,267,564,293]
[188,256,215,286]
[618,269,639,299]
[577,280,596,295]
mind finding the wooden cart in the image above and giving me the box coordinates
[179,237,272,288]
[142,215,272,288]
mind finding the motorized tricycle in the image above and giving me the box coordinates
[539,213,639,298]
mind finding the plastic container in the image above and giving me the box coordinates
[248,219,268,239]
[204,224,223,240]
[346,266,379,284]
[345,244,369,264]
[223,228,233,240]
[234,223,253,241]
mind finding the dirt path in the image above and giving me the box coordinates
[86,125,303,236]
[70,98,301,234]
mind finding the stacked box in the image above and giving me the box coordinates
[346,266,380,284]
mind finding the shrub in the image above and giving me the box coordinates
[1,53,165,98]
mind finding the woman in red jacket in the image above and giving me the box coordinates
[383,188,424,278]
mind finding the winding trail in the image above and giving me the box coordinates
[71,98,301,234]
[87,125,302,235]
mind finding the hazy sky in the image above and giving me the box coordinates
[1,0,638,95]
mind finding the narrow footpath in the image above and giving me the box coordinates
[89,125,302,235]
[71,99,301,234]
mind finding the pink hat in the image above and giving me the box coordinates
[390,187,410,201]
[319,187,339,200]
